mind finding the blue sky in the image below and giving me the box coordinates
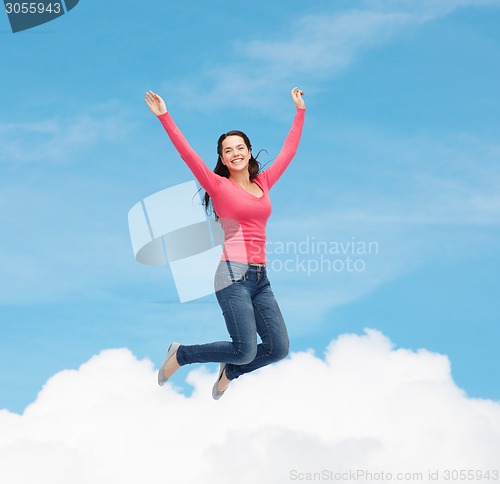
[1,0,499,414]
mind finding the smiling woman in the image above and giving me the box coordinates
[144,87,305,401]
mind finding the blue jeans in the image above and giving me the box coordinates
[175,261,289,380]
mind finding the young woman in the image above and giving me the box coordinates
[145,87,306,399]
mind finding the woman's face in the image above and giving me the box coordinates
[220,135,251,174]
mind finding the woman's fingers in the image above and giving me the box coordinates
[144,90,167,115]
[145,91,160,108]
[291,87,306,108]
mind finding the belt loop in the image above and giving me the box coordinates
[226,260,236,281]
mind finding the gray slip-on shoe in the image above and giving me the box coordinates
[212,362,228,400]
[158,342,181,386]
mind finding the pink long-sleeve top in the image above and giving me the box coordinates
[157,107,305,264]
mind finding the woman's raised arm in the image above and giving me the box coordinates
[145,91,221,194]
[259,87,306,190]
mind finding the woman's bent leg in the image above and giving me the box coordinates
[225,276,289,380]
[176,282,258,367]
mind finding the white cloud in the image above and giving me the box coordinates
[1,329,499,484]
[170,0,500,112]
[243,10,411,75]
[363,0,500,18]
[0,110,132,164]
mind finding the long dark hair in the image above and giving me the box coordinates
[202,130,263,221]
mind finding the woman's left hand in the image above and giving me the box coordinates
[291,87,305,109]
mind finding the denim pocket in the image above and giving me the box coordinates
[214,261,249,291]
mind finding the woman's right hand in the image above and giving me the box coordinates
[291,87,305,109]
[145,90,167,116]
